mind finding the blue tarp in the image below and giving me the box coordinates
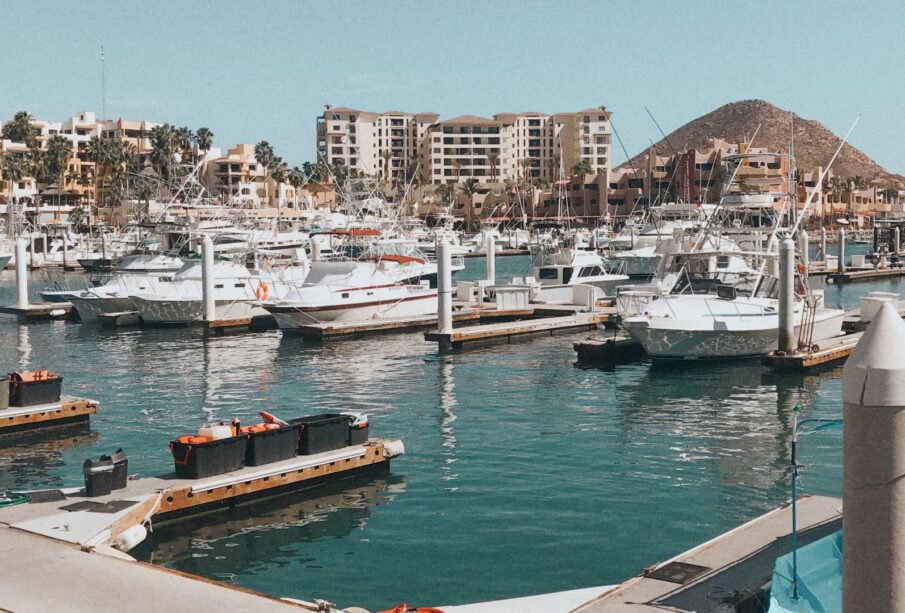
[768,530,842,613]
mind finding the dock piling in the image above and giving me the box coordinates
[896,227,901,256]
[201,235,215,322]
[842,302,905,612]
[798,230,809,274]
[820,227,827,263]
[437,239,453,335]
[310,237,321,262]
[15,239,28,309]
[838,228,846,274]
[485,234,496,285]
[778,235,796,354]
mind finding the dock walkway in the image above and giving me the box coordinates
[571,495,842,612]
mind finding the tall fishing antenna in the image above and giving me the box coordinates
[100,45,107,118]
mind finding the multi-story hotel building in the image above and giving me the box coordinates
[316,105,613,185]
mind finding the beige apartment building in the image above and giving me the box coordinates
[316,105,612,186]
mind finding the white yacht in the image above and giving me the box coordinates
[0,239,12,270]
[263,260,437,327]
[530,248,629,297]
[621,290,844,360]
[131,258,309,324]
[67,254,186,321]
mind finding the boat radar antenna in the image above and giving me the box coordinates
[100,45,106,119]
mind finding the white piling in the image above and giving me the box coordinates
[15,239,28,308]
[842,302,905,612]
[62,232,69,269]
[820,227,827,263]
[310,237,321,262]
[798,230,809,275]
[485,234,496,285]
[437,239,453,334]
[838,228,846,274]
[201,235,215,322]
[895,227,901,256]
[778,235,796,354]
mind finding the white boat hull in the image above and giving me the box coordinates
[269,293,438,327]
[132,296,263,324]
[69,296,136,322]
[623,310,845,360]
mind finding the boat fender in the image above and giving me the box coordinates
[113,523,148,552]
[259,410,290,426]
[383,439,405,458]
[255,280,269,301]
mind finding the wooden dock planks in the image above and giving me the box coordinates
[425,312,609,349]
[0,396,98,434]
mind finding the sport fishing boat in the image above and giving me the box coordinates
[131,257,309,324]
[262,260,437,327]
[67,254,186,321]
[531,247,629,297]
[621,241,844,360]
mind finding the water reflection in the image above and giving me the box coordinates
[137,473,404,580]
[0,426,98,490]
[438,357,458,490]
[17,324,30,370]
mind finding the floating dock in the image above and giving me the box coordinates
[425,311,610,350]
[0,301,74,321]
[573,333,647,367]
[571,495,842,612]
[827,266,905,284]
[0,396,98,435]
[291,306,534,340]
[762,332,863,371]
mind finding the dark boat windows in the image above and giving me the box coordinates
[538,268,559,280]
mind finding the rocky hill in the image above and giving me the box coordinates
[620,99,904,188]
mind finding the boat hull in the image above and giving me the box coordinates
[623,311,845,360]
[132,297,262,325]
[69,296,136,322]
[268,293,438,328]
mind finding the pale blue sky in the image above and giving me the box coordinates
[3,1,903,172]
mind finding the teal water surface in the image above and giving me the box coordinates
[0,254,887,610]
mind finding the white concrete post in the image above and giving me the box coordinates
[101,232,108,260]
[842,302,905,612]
[62,232,69,269]
[778,235,796,354]
[437,239,453,334]
[310,237,321,262]
[15,239,28,308]
[485,234,496,285]
[201,235,215,322]
[820,227,827,263]
[895,227,901,256]
[838,228,846,274]
[798,231,809,276]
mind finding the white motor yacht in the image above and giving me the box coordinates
[67,254,186,321]
[263,260,437,327]
[131,258,309,324]
[529,248,629,300]
[621,290,844,360]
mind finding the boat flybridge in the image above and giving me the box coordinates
[621,244,844,360]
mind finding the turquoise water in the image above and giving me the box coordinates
[0,253,891,610]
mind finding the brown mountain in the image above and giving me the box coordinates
[620,99,904,189]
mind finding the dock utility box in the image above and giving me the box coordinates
[291,413,350,455]
[102,449,128,490]
[8,370,62,407]
[83,457,114,497]
[242,423,301,466]
[170,435,246,479]
[345,413,369,446]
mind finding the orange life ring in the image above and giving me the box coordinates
[796,262,805,274]
[255,280,269,301]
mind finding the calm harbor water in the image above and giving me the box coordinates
[0,251,889,610]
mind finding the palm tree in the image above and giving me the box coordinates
[1,153,31,204]
[148,124,178,183]
[44,135,72,189]
[459,178,480,225]
[486,152,499,183]
[379,150,392,184]
[1,111,38,148]
[194,127,214,158]
[571,159,593,178]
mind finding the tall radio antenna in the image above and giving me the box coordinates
[100,45,106,118]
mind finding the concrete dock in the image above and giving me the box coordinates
[0,301,74,321]
[0,395,98,435]
[571,495,842,612]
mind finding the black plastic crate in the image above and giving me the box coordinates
[83,458,114,497]
[244,424,300,466]
[348,423,369,445]
[170,436,246,479]
[291,414,349,455]
[8,372,62,407]
[109,449,128,490]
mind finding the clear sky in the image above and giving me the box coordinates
[3,0,903,173]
